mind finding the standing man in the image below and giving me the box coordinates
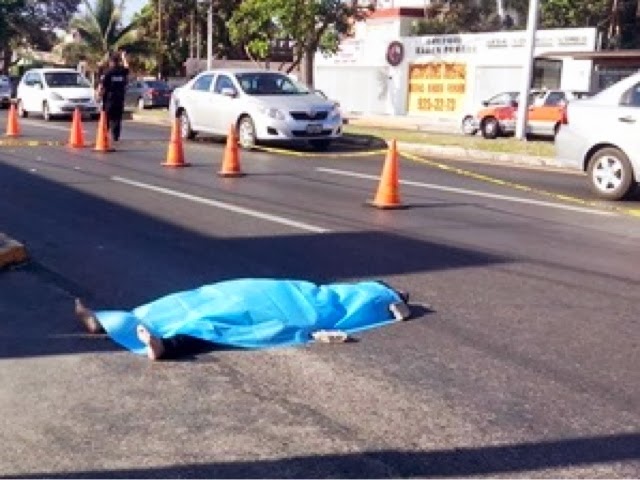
[98,51,129,142]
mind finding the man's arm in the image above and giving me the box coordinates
[121,51,129,70]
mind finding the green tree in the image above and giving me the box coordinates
[228,0,370,85]
[1,0,81,74]
[62,0,151,73]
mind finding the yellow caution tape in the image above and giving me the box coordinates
[253,144,387,158]
[401,151,640,219]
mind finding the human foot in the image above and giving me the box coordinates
[136,325,165,361]
[74,298,105,334]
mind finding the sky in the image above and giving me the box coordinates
[122,0,147,22]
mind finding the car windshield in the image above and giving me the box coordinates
[44,72,91,88]
[235,72,308,96]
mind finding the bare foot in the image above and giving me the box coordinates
[75,298,105,334]
[136,325,165,361]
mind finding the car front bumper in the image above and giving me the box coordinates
[255,115,344,142]
[555,126,588,172]
[49,100,99,115]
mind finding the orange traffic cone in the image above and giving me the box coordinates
[218,124,244,177]
[367,139,405,209]
[94,111,113,152]
[68,108,85,148]
[162,118,190,167]
[5,103,20,137]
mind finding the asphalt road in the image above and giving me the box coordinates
[1,111,639,478]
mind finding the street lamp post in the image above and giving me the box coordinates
[207,0,213,70]
[515,0,541,140]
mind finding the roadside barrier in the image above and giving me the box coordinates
[94,111,113,153]
[5,103,20,137]
[68,108,85,149]
[218,124,244,177]
[367,139,405,210]
[162,118,190,167]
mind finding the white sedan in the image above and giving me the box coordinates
[556,72,640,200]
[170,69,343,151]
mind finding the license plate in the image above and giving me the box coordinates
[306,123,322,134]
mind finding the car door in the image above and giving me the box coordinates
[528,91,566,136]
[187,73,215,131]
[614,82,640,157]
[24,72,45,112]
[125,81,139,107]
[211,74,239,134]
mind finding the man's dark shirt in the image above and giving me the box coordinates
[101,66,129,108]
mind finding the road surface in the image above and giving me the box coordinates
[1,112,638,478]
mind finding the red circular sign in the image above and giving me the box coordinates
[386,41,404,67]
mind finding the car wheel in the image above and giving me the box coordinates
[17,100,28,118]
[587,147,636,201]
[481,117,499,139]
[137,97,146,110]
[238,116,257,150]
[309,139,331,151]
[179,110,196,140]
[42,101,52,121]
[461,115,477,136]
[553,122,561,139]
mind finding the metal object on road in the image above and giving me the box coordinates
[312,330,349,343]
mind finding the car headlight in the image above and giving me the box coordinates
[49,92,64,101]
[330,104,341,120]
[258,106,285,121]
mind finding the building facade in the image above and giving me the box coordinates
[315,9,597,124]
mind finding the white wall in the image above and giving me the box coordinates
[315,27,598,117]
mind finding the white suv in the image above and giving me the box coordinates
[16,68,99,120]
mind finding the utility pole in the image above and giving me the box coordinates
[207,0,213,70]
[514,0,540,140]
[157,0,163,79]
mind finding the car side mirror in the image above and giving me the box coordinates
[221,87,237,98]
[482,100,489,107]
[510,100,518,108]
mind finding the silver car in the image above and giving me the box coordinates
[556,72,640,200]
[170,69,343,151]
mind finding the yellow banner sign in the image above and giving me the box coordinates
[407,62,467,115]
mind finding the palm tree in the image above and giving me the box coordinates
[61,0,152,80]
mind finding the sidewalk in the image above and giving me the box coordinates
[129,111,560,169]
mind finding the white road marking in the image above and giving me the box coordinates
[111,176,330,233]
[316,167,614,216]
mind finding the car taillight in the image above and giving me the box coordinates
[561,107,568,124]
[147,89,157,96]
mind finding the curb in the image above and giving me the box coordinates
[0,233,28,269]
[129,114,559,169]
[397,141,561,169]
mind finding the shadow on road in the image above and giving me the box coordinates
[5,432,639,478]
[0,161,510,360]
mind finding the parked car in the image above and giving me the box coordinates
[125,79,173,110]
[170,69,343,151]
[0,75,11,108]
[16,68,99,120]
[524,90,590,138]
[460,91,519,136]
[556,73,640,200]
[468,89,587,139]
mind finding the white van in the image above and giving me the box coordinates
[16,68,99,120]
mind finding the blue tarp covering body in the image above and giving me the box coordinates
[96,279,400,355]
